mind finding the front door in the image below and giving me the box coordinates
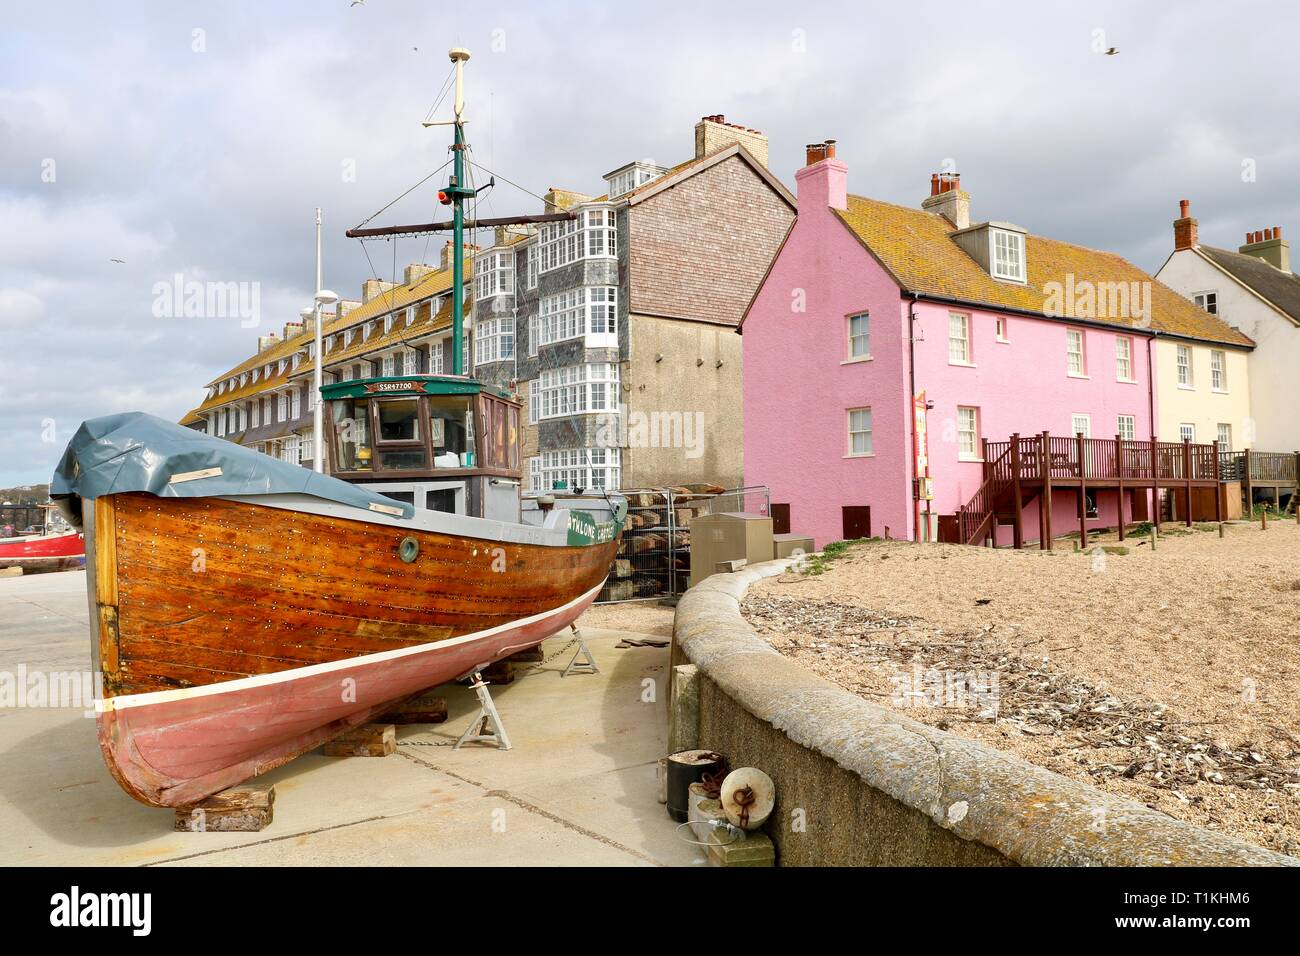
[842,505,871,540]
[771,503,791,535]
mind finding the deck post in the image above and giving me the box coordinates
[1213,441,1223,523]
[1077,431,1088,548]
[1041,430,1053,551]
[1150,435,1160,534]
[1242,448,1253,518]
[1115,433,1125,542]
[1011,433,1024,550]
[1183,438,1193,527]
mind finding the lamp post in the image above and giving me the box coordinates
[309,289,339,472]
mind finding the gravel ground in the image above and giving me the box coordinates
[742,521,1300,856]
[577,599,676,637]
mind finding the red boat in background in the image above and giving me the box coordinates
[0,527,85,572]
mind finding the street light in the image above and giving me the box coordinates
[310,289,338,473]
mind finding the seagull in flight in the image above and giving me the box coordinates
[110,257,126,263]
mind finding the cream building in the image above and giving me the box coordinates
[1157,201,1299,453]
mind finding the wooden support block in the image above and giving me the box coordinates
[0,566,23,577]
[175,784,275,832]
[506,646,544,663]
[323,723,396,757]
[481,660,515,685]
[715,559,747,573]
[377,692,449,724]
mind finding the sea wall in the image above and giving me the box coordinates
[670,559,1296,867]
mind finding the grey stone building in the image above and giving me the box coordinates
[470,115,795,493]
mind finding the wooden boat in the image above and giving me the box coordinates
[57,403,623,808]
[53,48,627,809]
[0,527,84,573]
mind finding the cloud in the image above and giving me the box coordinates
[1,0,1298,487]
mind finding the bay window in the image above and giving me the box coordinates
[537,364,620,419]
[539,287,619,346]
[538,206,617,274]
[476,317,515,364]
[474,251,514,300]
[539,447,621,491]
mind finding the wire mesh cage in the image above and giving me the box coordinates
[596,485,770,604]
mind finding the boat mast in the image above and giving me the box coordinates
[449,47,471,376]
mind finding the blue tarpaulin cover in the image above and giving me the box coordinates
[51,412,414,519]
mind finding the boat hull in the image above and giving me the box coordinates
[0,530,84,572]
[90,492,619,807]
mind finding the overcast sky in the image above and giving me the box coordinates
[2,0,1297,487]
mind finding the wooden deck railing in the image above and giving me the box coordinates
[1219,450,1299,483]
[958,432,1224,546]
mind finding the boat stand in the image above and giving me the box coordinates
[454,670,513,751]
[562,624,599,678]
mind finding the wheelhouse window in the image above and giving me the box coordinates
[990,228,1025,282]
[331,398,371,472]
[948,313,971,364]
[847,312,870,359]
[847,407,873,456]
[1066,329,1086,376]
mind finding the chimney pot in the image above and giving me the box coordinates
[824,139,837,159]
[1179,199,1190,218]
[1255,230,1264,243]
[1246,232,1252,244]
[1277,225,1284,240]
[1267,227,1275,241]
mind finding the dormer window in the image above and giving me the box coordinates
[991,228,1025,282]
[604,161,667,199]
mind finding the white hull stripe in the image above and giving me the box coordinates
[98,580,606,714]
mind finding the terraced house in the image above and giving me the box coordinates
[470,114,795,492]
[1157,202,1298,453]
[741,143,1252,548]
[181,243,473,466]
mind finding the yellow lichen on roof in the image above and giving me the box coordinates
[179,407,203,426]
[297,294,465,376]
[198,257,472,402]
[834,195,1253,347]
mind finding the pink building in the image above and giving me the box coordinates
[741,143,1231,547]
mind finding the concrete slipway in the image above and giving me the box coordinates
[0,571,699,867]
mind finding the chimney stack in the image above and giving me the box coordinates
[921,172,969,229]
[794,138,847,211]
[1173,199,1198,252]
[694,114,769,167]
[1239,222,1291,272]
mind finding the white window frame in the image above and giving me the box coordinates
[1066,328,1087,377]
[1192,291,1218,314]
[1071,414,1091,438]
[847,407,873,457]
[995,316,1008,343]
[990,228,1026,283]
[1179,423,1196,443]
[429,339,444,375]
[382,353,396,377]
[475,316,516,365]
[1117,414,1135,442]
[538,206,617,275]
[526,244,539,290]
[1176,344,1193,388]
[1216,423,1231,450]
[290,388,302,420]
[1115,335,1133,382]
[957,406,980,460]
[403,347,417,376]
[474,250,515,300]
[846,312,870,361]
[539,447,621,491]
[948,312,971,365]
[1210,349,1226,392]
[537,364,621,420]
[278,391,289,422]
[538,287,618,347]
